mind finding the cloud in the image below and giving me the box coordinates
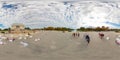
[0,0,120,2]
[0,1,120,29]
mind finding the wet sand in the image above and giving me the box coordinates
[0,31,120,60]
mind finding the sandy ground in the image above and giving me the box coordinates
[0,31,120,60]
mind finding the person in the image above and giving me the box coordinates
[72,33,76,37]
[77,33,80,37]
[85,35,90,44]
[13,38,15,41]
[75,33,77,37]
[99,33,104,39]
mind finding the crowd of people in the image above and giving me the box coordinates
[0,32,120,47]
[72,33,120,45]
[72,32,120,46]
[0,34,32,46]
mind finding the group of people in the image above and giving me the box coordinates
[72,33,80,37]
[72,32,105,45]
[0,33,33,45]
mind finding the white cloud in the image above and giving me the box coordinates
[0,1,120,29]
[0,0,120,2]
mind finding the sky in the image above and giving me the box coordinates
[0,0,116,1]
[0,0,120,29]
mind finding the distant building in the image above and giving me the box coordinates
[10,23,25,33]
[11,23,25,30]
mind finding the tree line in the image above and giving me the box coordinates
[40,27,74,32]
[0,26,120,32]
[77,26,109,31]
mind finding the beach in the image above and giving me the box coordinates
[0,31,120,60]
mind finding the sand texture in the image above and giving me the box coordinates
[0,31,120,60]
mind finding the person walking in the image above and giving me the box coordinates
[85,34,90,45]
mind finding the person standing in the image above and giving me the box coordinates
[99,33,104,39]
[72,33,75,37]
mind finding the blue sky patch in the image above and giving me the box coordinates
[2,3,18,9]
[105,21,120,27]
[0,24,4,28]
